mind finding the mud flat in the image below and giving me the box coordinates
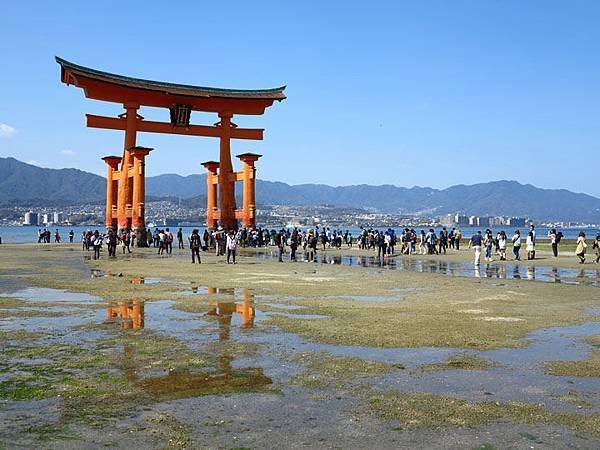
[0,243,599,448]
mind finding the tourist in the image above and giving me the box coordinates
[189,229,201,264]
[449,228,456,249]
[289,230,299,261]
[484,229,494,262]
[455,229,462,250]
[54,229,61,243]
[275,229,285,262]
[68,230,74,243]
[146,228,153,247]
[592,233,600,264]
[226,229,238,264]
[529,224,536,259]
[438,227,448,254]
[203,229,210,251]
[548,228,558,257]
[157,229,166,255]
[498,230,507,261]
[526,231,535,260]
[120,229,132,254]
[575,231,587,264]
[92,230,103,260]
[512,230,521,260]
[469,230,484,265]
[106,229,117,257]
[177,228,184,249]
[165,228,173,254]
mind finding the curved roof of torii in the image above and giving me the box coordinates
[56,56,286,114]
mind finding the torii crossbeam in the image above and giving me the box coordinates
[56,57,285,237]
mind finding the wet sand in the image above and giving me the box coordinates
[0,243,598,448]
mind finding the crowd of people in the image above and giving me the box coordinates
[40,223,600,266]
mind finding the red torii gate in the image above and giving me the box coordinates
[56,57,285,235]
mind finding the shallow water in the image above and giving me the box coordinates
[245,251,600,287]
[2,285,600,438]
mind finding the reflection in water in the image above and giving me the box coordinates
[105,300,144,329]
[244,251,600,287]
[112,288,270,400]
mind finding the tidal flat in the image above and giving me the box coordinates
[0,243,599,448]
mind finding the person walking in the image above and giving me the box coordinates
[592,233,600,264]
[226,229,238,264]
[68,230,74,243]
[177,228,184,249]
[92,231,103,260]
[484,229,494,262]
[512,230,521,260]
[107,229,117,257]
[526,231,535,260]
[121,230,132,254]
[455,229,462,250]
[189,229,201,264]
[289,230,298,261]
[469,230,484,265]
[498,230,507,261]
[275,229,285,262]
[548,228,559,258]
[576,231,587,264]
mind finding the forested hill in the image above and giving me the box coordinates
[1,157,599,222]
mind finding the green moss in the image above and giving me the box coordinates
[290,352,396,388]
[369,390,600,436]
[420,353,494,372]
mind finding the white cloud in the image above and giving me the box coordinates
[61,149,74,156]
[0,123,16,138]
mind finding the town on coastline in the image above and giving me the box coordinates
[2,202,598,231]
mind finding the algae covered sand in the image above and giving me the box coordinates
[1,243,599,448]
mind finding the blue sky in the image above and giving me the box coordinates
[1,1,599,196]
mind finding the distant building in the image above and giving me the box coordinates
[24,211,39,226]
[439,214,455,227]
[454,214,469,226]
[469,216,478,226]
[507,217,526,227]
[53,212,63,224]
[42,213,50,225]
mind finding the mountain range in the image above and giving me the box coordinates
[1,157,599,222]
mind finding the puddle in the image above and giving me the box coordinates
[335,295,405,302]
[0,288,102,304]
[263,303,305,310]
[243,251,600,287]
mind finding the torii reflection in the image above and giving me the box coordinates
[105,300,144,329]
[111,287,269,400]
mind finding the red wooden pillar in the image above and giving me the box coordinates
[202,161,219,229]
[102,156,122,230]
[129,146,152,233]
[117,102,139,230]
[237,153,261,228]
[218,111,237,229]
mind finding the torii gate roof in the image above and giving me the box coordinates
[56,56,286,114]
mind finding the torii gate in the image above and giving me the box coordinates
[56,57,285,236]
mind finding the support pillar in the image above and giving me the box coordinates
[237,153,261,229]
[218,111,237,229]
[201,161,219,229]
[130,147,152,246]
[102,156,121,230]
[117,102,139,230]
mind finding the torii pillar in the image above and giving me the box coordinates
[130,146,152,246]
[237,153,262,229]
[202,161,219,229]
[102,156,122,230]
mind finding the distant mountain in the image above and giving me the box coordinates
[0,157,104,206]
[1,157,599,222]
